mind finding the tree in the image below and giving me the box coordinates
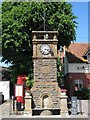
[57,56,64,87]
[74,88,90,100]
[1,2,78,83]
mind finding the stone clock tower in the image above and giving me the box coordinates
[31,31,61,115]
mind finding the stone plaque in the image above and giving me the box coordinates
[41,66,50,74]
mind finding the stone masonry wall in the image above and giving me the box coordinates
[31,59,61,109]
[34,59,57,82]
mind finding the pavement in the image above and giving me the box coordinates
[0,100,89,120]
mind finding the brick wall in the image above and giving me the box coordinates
[65,73,90,96]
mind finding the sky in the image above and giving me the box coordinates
[71,2,88,43]
[0,1,89,67]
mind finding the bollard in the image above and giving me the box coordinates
[11,95,15,114]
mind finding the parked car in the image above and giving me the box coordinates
[0,92,4,104]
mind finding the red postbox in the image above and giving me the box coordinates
[15,75,27,111]
[17,75,27,84]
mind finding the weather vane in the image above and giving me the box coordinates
[36,3,52,31]
[43,9,46,31]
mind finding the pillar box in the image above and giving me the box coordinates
[15,84,24,111]
[14,74,27,111]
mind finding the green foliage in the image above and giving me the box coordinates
[26,78,34,88]
[26,72,34,87]
[74,88,90,100]
[57,57,64,87]
[1,2,78,83]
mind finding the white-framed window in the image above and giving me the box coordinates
[75,79,83,91]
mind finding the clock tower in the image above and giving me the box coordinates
[31,31,61,115]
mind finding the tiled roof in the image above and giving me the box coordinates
[65,43,89,63]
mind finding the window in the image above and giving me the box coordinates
[75,79,83,91]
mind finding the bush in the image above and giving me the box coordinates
[73,88,90,100]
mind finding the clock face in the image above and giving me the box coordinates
[40,44,51,55]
